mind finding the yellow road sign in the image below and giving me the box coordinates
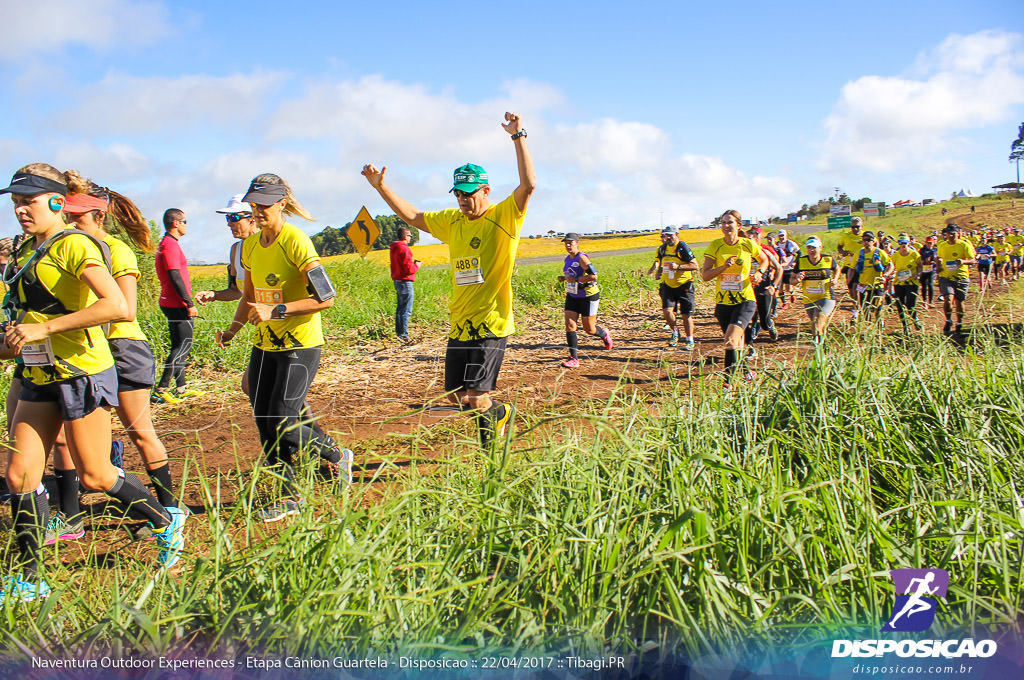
[345,206,380,258]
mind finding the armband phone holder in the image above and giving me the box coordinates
[306,265,336,302]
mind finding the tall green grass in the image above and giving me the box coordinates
[2,331,1020,661]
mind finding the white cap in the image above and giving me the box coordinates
[806,236,822,248]
[776,229,787,238]
[216,194,250,214]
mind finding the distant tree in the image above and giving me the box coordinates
[854,197,871,212]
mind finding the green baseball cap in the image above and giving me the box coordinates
[451,163,488,193]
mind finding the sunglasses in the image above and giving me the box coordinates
[225,213,252,224]
[453,188,482,198]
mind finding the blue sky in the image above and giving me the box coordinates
[1,0,1022,262]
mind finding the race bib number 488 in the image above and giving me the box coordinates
[454,257,485,286]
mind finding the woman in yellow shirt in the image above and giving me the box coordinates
[0,164,185,602]
[701,210,769,386]
[217,174,351,523]
[890,235,924,332]
[62,171,179,510]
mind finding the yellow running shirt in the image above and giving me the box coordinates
[855,248,892,288]
[14,232,114,385]
[994,240,1010,264]
[241,223,324,351]
[838,230,864,267]
[104,235,148,342]
[424,194,526,341]
[890,249,921,286]
[705,237,761,304]
[656,241,696,287]
[936,239,975,282]
[795,254,836,303]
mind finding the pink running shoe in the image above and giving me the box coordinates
[602,329,613,350]
[561,357,580,368]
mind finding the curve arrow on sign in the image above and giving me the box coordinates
[357,220,371,245]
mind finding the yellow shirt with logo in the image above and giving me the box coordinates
[705,237,761,304]
[795,254,837,303]
[1009,234,1024,255]
[993,241,1010,264]
[15,232,114,385]
[104,235,148,342]
[424,193,525,341]
[855,248,892,288]
[838,230,864,267]
[936,239,975,281]
[656,240,696,287]
[241,223,324,351]
[890,249,921,286]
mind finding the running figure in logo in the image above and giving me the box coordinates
[886,572,940,630]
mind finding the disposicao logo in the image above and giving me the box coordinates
[882,568,949,632]
[831,567,998,659]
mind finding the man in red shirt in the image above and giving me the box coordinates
[389,226,421,341]
[153,208,199,403]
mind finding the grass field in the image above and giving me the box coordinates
[1,197,1022,665]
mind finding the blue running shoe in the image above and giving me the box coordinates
[0,576,51,604]
[109,440,124,468]
[153,506,186,569]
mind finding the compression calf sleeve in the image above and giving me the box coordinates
[107,469,171,527]
[566,331,578,359]
[11,485,49,578]
[147,464,176,508]
[54,467,83,522]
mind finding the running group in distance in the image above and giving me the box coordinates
[0,112,1006,604]
[558,213,1004,385]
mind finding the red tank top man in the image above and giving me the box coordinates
[153,208,199,403]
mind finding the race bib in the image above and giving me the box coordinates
[254,287,283,304]
[22,339,55,367]
[922,264,933,273]
[806,284,825,295]
[721,273,743,291]
[945,260,959,270]
[666,270,675,280]
[565,281,578,295]
[453,257,484,286]
[897,269,912,282]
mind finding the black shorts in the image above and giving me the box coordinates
[109,338,156,391]
[659,282,695,315]
[782,270,797,285]
[939,277,969,302]
[444,336,508,394]
[714,301,757,334]
[564,293,600,317]
[12,362,24,381]
[978,263,991,275]
[18,366,119,421]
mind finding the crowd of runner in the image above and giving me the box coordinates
[0,111,1012,603]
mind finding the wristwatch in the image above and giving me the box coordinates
[511,129,527,140]
[272,304,287,319]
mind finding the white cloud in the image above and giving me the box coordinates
[820,30,1024,174]
[53,70,289,136]
[52,142,154,183]
[0,0,169,60]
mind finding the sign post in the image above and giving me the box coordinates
[345,206,380,258]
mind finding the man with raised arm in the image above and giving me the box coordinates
[362,112,537,448]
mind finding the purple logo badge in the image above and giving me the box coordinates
[882,568,949,632]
